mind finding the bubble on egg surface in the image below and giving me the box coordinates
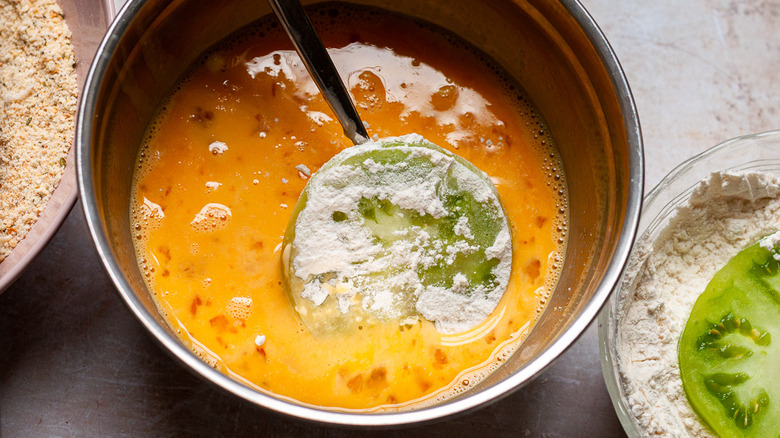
[208,141,228,155]
[227,296,253,321]
[191,203,232,232]
[430,84,459,111]
[138,197,164,231]
[350,69,387,110]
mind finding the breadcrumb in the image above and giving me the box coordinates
[0,0,77,260]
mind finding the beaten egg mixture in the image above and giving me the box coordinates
[131,4,567,410]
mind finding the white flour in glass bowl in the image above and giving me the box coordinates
[613,171,780,437]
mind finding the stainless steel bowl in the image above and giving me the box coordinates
[77,0,643,426]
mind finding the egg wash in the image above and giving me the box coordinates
[130,3,567,410]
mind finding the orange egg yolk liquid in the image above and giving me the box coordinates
[131,4,567,411]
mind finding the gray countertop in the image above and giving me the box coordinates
[2,0,780,436]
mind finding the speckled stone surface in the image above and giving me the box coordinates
[2,0,779,436]
[585,0,780,188]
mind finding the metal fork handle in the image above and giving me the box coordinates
[268,0,369,145]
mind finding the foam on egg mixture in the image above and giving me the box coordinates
[130,3,567,410]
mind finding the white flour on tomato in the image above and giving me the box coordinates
[616,172,780,437]
[289,134,512,334]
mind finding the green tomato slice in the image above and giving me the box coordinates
[679,240,780,437]
[281,135,512,335]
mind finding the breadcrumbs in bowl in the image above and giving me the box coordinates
[0,0,107,293]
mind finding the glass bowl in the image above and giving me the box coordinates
[599,130,780,436]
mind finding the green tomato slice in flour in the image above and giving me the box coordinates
[281,135,512,335]
[679,240,780,437]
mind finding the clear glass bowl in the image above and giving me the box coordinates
[598,130,780,436]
